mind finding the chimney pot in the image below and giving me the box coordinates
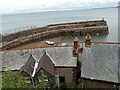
[85,34,91,47]
[73,37,78,50]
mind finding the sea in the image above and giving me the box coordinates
[1,7,119,43]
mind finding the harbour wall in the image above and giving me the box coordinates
[2,20,109,50]
[2,20,108,42]
[2,26,108,50]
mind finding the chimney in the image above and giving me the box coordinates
[85,34,91,47]
[73,37,78,50]
[73,37,78,57]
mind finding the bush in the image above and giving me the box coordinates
[77,83,84,89]
[52,84,60,89]
[2,70,28,89]
[35,70,49,89]
[66,82,77,89]
[0,75,2,90]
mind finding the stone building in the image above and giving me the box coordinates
[81,43,120,88]
[2,47,77,86]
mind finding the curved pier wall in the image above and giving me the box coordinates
[47,20,107,27]
[2,27,47,42]
[2,26,108,50]
[2,20,107,42]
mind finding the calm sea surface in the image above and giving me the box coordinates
[1,7,118,43]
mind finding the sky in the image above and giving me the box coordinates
[0,0,119,14]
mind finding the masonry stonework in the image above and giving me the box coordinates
[2,20,109,50]
[55,67,76,83]
[82,78,119,88]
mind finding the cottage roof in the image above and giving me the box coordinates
[36,51,55,76]
[20,51,55,77]
[2,47,77,71]
[81,43,120,83]
[20,54,36,76]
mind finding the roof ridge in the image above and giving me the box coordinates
[23,54,33,69]
[92,42,120,44]
[33,50,50,76]
[45,51,55,65]
[29,54,38,77]
[26,52,45,78]
[31,54,38,62]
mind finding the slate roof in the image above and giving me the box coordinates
[20,54,36,76]
[20,51,55,77]
[2,47,77,71]
[36,51,55,76]
[81,43,120,83]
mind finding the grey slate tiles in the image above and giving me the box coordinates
[81,43,120,83]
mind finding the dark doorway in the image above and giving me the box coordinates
[59,76,65,83]
[59,76,66,89]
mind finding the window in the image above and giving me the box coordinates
[59,76,65,83]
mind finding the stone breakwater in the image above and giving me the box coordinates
[2,20,109,50]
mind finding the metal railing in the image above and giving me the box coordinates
[3,25,37,35]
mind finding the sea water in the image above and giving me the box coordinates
[1,7,119,42]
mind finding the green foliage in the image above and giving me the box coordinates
[52,84,60,89]
[2,70,85,89]
[66,82,77,89]
[0,75,2,90]
[77,83,84,89]
[2,70,28,89]
[35,70,49,89]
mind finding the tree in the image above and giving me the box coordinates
[2,70,28,89]
[35,70,49,89]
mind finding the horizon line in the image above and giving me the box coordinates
[1,6,118,15]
